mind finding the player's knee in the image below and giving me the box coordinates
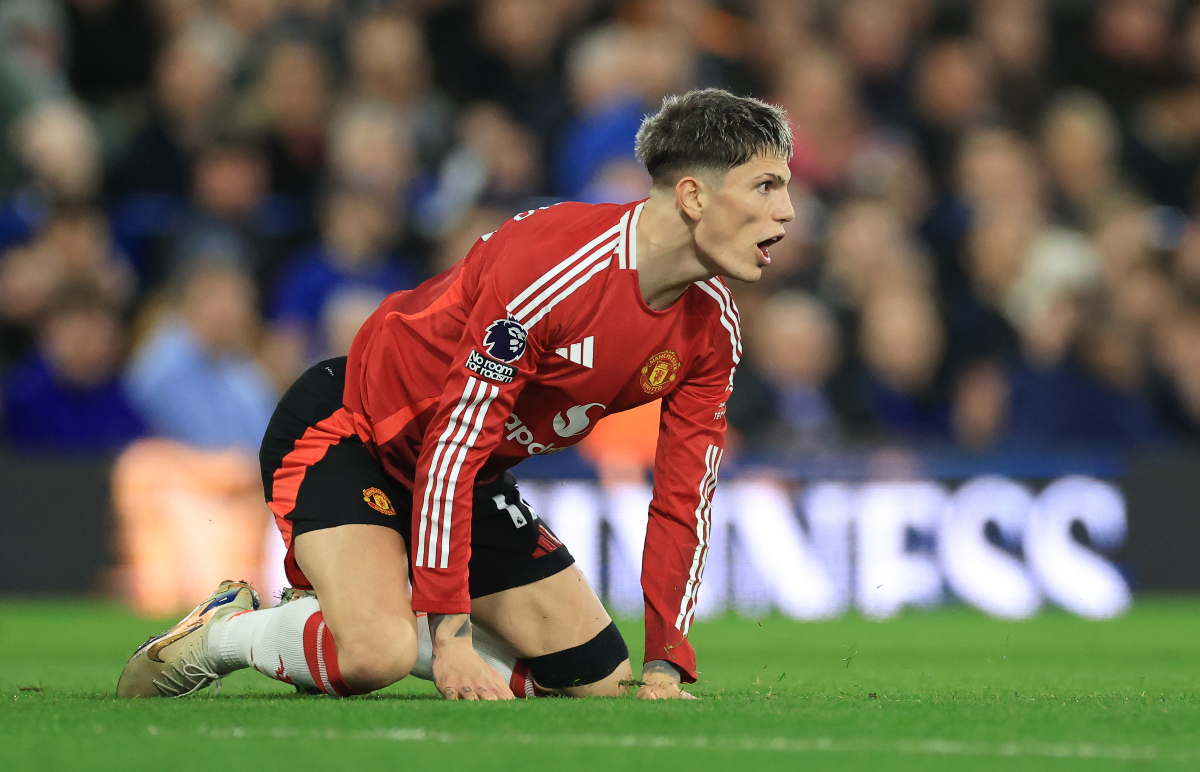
[337,621,418,692]
[525,621,629,696]
[565,658,633,697]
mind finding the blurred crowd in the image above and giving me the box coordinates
[4,0,1200,461]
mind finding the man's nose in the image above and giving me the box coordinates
[777,193,795,223]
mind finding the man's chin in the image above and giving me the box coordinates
[729,264,762,284]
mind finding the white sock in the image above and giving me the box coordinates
[211,600,518,693]
[211,607,271,673]
[408,614,516,685]
[209,597,326,692]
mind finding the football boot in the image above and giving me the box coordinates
[117,580,260,698]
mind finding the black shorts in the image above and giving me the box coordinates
[260,357,574,598]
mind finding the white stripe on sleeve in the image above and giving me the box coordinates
[416,378,477,568]
[506,223,622,314]
[425,380,490,567]
[438,383,499,568]
[523,257,614,329]
[694,281,742,364]
[675,444,722,631]
[511,236,618,324]
[627,202,645,270]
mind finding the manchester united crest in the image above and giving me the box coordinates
[363,487,396,516]
[640,350,681,394]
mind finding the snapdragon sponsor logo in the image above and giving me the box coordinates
[552,403,605,437]
[504,413,566,455]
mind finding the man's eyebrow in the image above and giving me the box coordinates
[759,173,788,184]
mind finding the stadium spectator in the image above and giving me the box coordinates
[1122,78,1200,210]
[12,98,103,206]
[1,282,144,453]
[326,99,413,201]
[1039,91,1125,231]
[745,0,818,88]
[951,357,1011,450]
[1152,304,1200,440]
[855,290,951,441]
[424,0,573,165]
[1009,312,1164,448]
[0,204,135,368]
[913,38,996,194]
[835,0,915,128]
[728,291,854,452]
[3,0,1200,466]
[245,40,331,206]
[845,136,934,230]
[415,103,541,238]
[1,99,104,251]
[775,48,865,194]
[1061,0,1176,116]
[974,0,1052,134]
[265,184,422,387]
[107,32,229,199]
[0,0,68,112]
[346,10,455,173]
[555,24,695,200]
[820,199,930,315]
[124,261,276,450]
[162,141,295,288]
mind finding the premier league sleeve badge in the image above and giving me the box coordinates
[482,317,528,363]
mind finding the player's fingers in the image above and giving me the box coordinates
[678,689,698,700]
[442,686,459,701]
[459,685,479,701]
[477,686,500,701]
[491,677,515,700]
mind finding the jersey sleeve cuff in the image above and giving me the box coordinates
[643,631,697,683]
[411,598,472,616]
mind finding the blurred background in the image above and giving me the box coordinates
[2,0,1199,621]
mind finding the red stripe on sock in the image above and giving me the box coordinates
[509,660,549,698]
[302,611,326,692]
[319,622,363,696]
[301,610,363,696]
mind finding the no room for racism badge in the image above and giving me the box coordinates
[640,350,681,394]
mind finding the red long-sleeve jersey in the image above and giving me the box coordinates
[343,199,740,681]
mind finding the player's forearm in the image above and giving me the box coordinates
[428,613,473,650]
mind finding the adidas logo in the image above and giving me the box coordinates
[554,336,594,368]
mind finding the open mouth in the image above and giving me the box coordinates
[757,235,783,264]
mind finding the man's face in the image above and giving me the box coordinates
[692,155,794,283]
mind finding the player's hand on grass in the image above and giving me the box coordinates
[429,614,515,701]
[637,660,696,700]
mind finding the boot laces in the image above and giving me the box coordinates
[153,650,222,698]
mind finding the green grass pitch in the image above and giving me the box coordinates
[2,598,1198,771]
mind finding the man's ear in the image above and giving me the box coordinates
[675,175,705,221]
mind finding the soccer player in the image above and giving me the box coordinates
[117,88,795,700]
